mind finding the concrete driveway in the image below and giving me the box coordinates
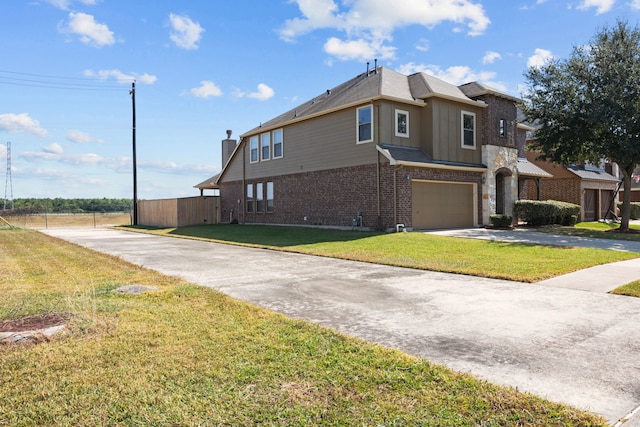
[43,228,640,425]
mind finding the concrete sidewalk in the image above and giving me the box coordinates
[425,227,640,293]
[41,227,640,425]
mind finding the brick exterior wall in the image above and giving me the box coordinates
[474,94,518,150]
[219,163,484,230]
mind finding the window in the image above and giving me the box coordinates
[273,129,283,158]
[395,109,409,137]
[357,105,373,143]
[246,184,254,213]
[461,111,476,149]
[261,132,270,161]
[249,136,259,163]
[499,119,507,138]
[256,182,264,212]
[266,181,274,213]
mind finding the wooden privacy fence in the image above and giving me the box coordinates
[138,196,220,227]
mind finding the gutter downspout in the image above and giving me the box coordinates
[376,151,381,224]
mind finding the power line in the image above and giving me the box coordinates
[0,69,129,91]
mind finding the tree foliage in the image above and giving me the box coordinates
[2,198,132,214]
[522,21,640,230]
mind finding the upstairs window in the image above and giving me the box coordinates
[273,129,283,158]
[461,111,476,149]
[357,105,373,143]
[249,136,258,163]
[260,132,270,161]
[395,109,409,138]
[499,119,508,138]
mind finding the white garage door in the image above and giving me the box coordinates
[412,180,476,229]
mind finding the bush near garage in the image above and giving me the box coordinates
[617,202,640,220]
[489,214,513,229]
[513,200,581,226]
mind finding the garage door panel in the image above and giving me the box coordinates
[412,181,475,229]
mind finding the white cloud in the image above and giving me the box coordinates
[44,0,98,10]
[84,69,157,85]
[396,62,507,91]
[249,84,275,101]
[415,38,430,52]
[577,0,615,14]
[0,113,49,137]
[59,12,114,47]
[527,48,554,68]
[67,130,103,144]
[235,84,275,101]
[189,81,223,98]
[324,37,396,61]
[632,0,640,9]
[168,13,204,50]
[482,51,502,64]
[43,143,64,154]
[279,0,490,62]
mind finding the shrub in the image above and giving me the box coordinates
[513,200,580,226]
[489,214,512,229]
[617,202,640,220]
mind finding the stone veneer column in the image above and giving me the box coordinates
[482,145,519,224]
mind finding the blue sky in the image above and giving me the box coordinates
[1,0,639,200]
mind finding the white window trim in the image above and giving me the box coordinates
[260,132,271,161]
[395,109,409,138]
[273,129,283,159]
[356,105,374,144]
[249,136,259,164]
[461,110,476,150]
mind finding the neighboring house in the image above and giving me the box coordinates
[522,151,620,221]
[619,167,640,203]
[212,66,547,230]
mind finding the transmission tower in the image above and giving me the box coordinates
[4,141,13,210]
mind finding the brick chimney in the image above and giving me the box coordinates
[221,130,237,168]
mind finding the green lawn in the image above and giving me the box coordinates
[537,221,640,241]
[611,280,640,297]
[125,224,638,283]
[0,229,607,426]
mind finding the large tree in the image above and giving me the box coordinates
[522,21,640,231]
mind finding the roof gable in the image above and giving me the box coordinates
[241,67,489,137]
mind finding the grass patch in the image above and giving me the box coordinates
[0,229,607,426]
[123,224,637,282]
[537,221,640,241]
[611,280,640,297]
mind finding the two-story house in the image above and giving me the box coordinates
[213,66,544,230]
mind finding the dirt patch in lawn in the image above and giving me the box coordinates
[0,313,72,344]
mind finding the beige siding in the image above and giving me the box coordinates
[427,98,482,165]
[378,102,423,147]
[221,144,245,182]
[242,105,380,181]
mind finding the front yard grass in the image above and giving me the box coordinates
[125,224,638,283]
[0,229,607,426]
[537,221,640,241]
[611,280,640,297]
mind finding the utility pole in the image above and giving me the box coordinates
[4,142,13,210]
[130,81,138,225]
